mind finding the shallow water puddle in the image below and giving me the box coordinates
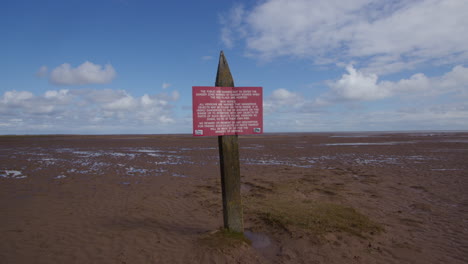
[244,231,271,249]
[72,150,103,157]
[241,183,252,193]
[241,144,264,150]
[0,170,27,179]
[243,158,314,168]
[126,167,150,176]
[147,153,164,157]
[132,149,163,153]
[329,135,374,138]
[154,156,193,165]
[323,141,417,146]
[172,173,188,178]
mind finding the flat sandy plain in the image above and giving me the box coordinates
[1,132,467,264]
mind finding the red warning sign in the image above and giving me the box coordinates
[192,86,263,136]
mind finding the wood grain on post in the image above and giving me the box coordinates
[216,51,244,233]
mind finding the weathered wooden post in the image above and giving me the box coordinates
[215,51,243,233]
[192,51,262,233]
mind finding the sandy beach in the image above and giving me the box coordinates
[1,132,467,263]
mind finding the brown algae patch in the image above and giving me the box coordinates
[256,200,382,238]
[244,179,383,239]
[200,228,252,249]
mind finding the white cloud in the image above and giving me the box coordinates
[162,82,171,89]
[44,89,70,101]
[271,88,301,102]
[2,91,34,105]
[224,0,468,74]
[439,65,468,92]
[140,94,153,106]
[329,65,389,101]
[79,88,127,104]
[324,65,468,102]
[103,94,137,111]
[171,90,180,101]
[264,100,468,132]
[220,4,246,49]
[36,65,48,78]
[264,88,305,114]
[353,104,468,131]
[49,61,116,85]
[2,91,60,115]
[261,65,468,131]
[0,89,181,134]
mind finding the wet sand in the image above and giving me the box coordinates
[1,132,467,263]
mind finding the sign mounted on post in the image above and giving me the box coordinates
[192,86,263,136]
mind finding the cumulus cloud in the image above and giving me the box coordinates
[49,61,116,85]
[350,103,468,131]
[44,89,71,101]
[1,91,34,105]
[103,94,137,111]
[329,65,389,101]
[79,89,127,104]
[0,90,69,115]
[223,0,468,73]
[270,88,303,104]
[36,65,48,78]
[264,88,305,114]
[324,65,468,102]
[264,98,468,132]
[0,89,180,134]
[261,65,468,131]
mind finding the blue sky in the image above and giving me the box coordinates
[1,0,467,134]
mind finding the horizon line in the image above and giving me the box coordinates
[1,129,468,137]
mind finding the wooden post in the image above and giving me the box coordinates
[216,51,244,233]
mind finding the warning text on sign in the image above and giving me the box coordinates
[192,86,263,136]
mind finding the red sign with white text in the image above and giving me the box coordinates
[192,86,263,136]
